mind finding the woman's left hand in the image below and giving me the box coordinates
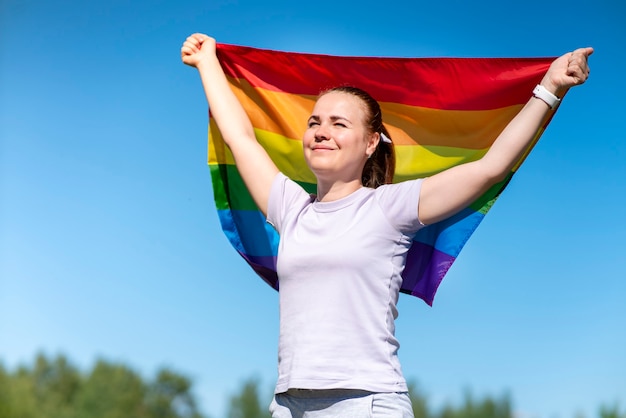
[541,47,593,96]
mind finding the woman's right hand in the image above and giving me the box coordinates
[181,33,216,68]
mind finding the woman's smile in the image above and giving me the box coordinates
[311,144,335,151]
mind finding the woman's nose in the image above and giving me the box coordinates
[314,124,329,141]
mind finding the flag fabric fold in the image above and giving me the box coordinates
[208,43,557,305]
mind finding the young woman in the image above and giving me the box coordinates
[181,34,592,418]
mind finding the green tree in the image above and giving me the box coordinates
[145,368,204,418]
[599,403,626,418]
[437,388,512,418]
[0,354,209,418]
[227,377,271,418]
[407,380,431,418]
[32,353,81,418]
[3,354,625,418]
[71,359,147,418]
[0,353,81,418]
[0,363,12,418]
[4,365,37,418]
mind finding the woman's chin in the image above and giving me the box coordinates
[306,156,335,173]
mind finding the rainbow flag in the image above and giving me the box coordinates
[208,43,558,305]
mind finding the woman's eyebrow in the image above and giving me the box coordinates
[307,115,352,124]
[329,115,351,123]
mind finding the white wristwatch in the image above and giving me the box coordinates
[532,84,561,109]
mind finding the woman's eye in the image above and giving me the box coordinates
[307,121,319,128]
[334,123,346,128]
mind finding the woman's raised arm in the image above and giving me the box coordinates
[418,47,593,225]
[181,33,279,216]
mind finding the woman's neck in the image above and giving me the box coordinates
[315,178,363,202]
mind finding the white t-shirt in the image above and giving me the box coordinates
[266,173,425,394]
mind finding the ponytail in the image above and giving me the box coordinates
[362,125,395,188]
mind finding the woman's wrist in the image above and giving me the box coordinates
[538,77,566,97]
[195,54,220,72]
[532,84,561,109]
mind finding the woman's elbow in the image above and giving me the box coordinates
[479,161,510,187]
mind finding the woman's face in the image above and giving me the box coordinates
[303,92,377,182]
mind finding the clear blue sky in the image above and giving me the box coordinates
[1,0,624,417]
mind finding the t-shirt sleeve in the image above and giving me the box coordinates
[266,172,311,234]
[375,179,426,235]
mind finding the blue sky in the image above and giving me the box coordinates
[1,0,624,417]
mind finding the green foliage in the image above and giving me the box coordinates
[599,403,626,418]
[227,377,271,418]
[146,369,204,418]
[407,381,511,418]
[437,388,512,418]
[0,353,207,418]
[0,363,12,418]
[72,360,147,418]
[2,354,623,418]
[407,380,430,418]
[3,353,81,418]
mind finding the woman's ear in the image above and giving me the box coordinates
[366,132,380,156]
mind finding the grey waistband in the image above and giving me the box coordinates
[284,389,373,399]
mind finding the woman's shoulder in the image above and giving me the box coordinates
[270,172,316,210]
[375,178,424,197]
[374,178,426,232]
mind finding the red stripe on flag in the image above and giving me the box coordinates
[216,43,554,111]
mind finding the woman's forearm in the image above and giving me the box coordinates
[196,55,257,148]
[479,92,554,182]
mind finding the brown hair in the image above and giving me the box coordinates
[320,86,396,188]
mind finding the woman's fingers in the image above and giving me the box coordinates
[566,47,593,84]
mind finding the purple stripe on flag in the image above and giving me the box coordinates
[402,242,456,306]
[241,253,279,290]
